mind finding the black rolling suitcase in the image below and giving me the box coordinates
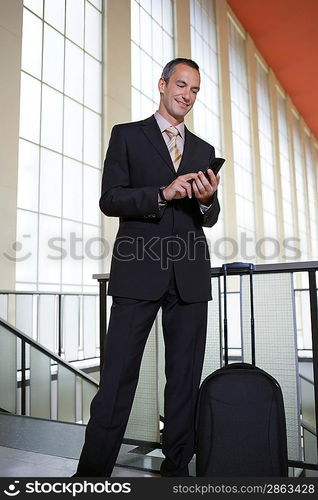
[195,262,288,477]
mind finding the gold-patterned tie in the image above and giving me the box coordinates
[165,126,182,171]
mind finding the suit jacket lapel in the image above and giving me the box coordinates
[141,116,176,175]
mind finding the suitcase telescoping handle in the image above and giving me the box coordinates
[222,262,256,366]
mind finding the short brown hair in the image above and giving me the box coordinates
[161,58,200,82]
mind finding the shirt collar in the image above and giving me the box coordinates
[154,111,185,140]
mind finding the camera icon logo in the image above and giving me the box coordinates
[4,481,20,496]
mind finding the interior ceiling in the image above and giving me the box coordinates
[226,0,318,140]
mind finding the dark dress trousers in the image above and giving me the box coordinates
[75,115,220,477]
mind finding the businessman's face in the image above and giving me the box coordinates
[158,63,200,124]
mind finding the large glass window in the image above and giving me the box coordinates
[190,0,221,153]
[190,0,224,265]
[130,0,174,120]
[228,17,255,260]
[276,89,294,256]
[292,114,308,260]
[256,58,278,258]
[17,0,103,292]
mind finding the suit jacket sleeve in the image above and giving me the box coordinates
[201,190,220,228]
[199,145,220,228]
[99,125,163,219]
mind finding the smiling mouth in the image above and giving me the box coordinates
[175,100,189,108]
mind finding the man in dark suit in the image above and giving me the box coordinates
[74,58,220,477]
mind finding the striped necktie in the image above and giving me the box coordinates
[165,126,182,171]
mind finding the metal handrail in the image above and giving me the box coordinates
[0,290,99,359]
[92,260,318,472]
[91,260,318,281]
[0,317,98,387]
[0,291,98,296]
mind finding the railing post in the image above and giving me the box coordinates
[308,270,318,460]
[58,294,62,357]
[21,339,26,415]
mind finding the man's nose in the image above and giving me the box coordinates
[181,88,191,102]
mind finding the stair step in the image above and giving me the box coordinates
[0,412,85,459]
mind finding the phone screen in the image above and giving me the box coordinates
[205,157,225,178]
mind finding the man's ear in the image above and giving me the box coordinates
[158,77,166,94]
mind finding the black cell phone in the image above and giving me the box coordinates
[204,157,225,179]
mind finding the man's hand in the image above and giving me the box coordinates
[162,173,199,201]
[192,169,220,205]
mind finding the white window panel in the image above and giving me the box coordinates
[21,8,43,78]
[41,84,63,152]
[140,0,151,12]
[263,211,277,238]
[211,80,219,114]
[131,0,140,44]
[44,0,65,33]
[237,197,255,232]
[140,51,152,99]
[85,1,102,60]
[83,108,101,168]
[152,21,163,65]
[88,0,102,11]
[140,9,152,52]
[43,24,64,91]
[63,157,83,221]
[131,0,174,121]
[162,0,173,35]
[194,0,202,32]
[163,32,173,62]
[202,8,209,40]
[38,284,61,292]
[66,0,84,47]
[62,220,83,285]
[152,0,161,25]
[19,73,41,143]
[262,184,275,209]
[261,157,274,187]
[16,283,38,291]
[152,61,161,103]
[63,97,83,161]
[83,224,102,285]
[39,214,62,283]
[141,94,155,118]
[40,148,62,217]
[190,0,220,151]
[84,54,102,112]
[131,87,141,121]
[17,139,39,212]
[131,43,141,90]
[24,0,43,17]
[16,209,39,284]
[65,40,84,102]
[83,166,101,225]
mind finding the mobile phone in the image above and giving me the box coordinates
[204,157,225,179]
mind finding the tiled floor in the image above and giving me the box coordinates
[0,446,159,477]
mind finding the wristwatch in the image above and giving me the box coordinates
[159,186,167,203]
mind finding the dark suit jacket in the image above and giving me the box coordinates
[99,115,220,303]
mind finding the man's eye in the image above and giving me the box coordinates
[177,84,184,88]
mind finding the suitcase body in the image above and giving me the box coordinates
[195,263,289,477]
